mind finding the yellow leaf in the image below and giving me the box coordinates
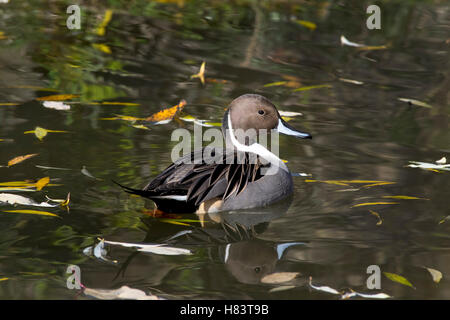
[2,209,59,217]
[362,182,396,188]
[293,84,331,92]
[100,102,140,106]
[264,81,287,88]
[24,127,69,141]
[368,210,383,225]
[96,9,113,36]
[0,277,8,281]
[0,103,20,106]
[352,202,399,208]
[101,115,145,121]
[0,180,35,187]
[146,100,187,122]
[36,94,79,101]
[92,43,112,54]
[295,20,317,31]
[7,154,39,167]
[383,272,415,289]
[132,124,150,130]
[191,61,205,85]
[35,177,50,191]
[382,195,429,200]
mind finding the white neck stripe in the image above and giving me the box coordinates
[227,113,287,170]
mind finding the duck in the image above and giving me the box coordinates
[115,94,311,214]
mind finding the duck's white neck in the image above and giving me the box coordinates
[227,113,288,172]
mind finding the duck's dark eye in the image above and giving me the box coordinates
[258,110,265,115]
[254,267,261,273]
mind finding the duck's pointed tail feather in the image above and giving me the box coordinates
[112,180,154,197]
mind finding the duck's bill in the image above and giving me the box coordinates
[276,118,312,139]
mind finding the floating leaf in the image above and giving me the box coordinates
[352,202,399,208]
[36,165,71,171]
[36,94,79,101]
[264,81,288,88]
[146,100,187,123]
[382,195,428,200]
[131,124,150,130]
[407,161,450,172]
[99,102,140,106]
[340,35,388,51]
[35,177,50,191]
[0,193,59,207]
[24,127,69,141]
[81,166,102,180]
[190,61,205,85]
[0,277,8,282]
[104,239,192,256]
[295,20,317,30]
[424,267,442,283]
[2,209,59,217]
[7,154,38,167]
[101,114,145,121]
[341,291,391,299]
[309,277,340,295]
[398,98,432,109]
[339,78,364,85]
[42,101,70,110]
[45,192,70,207]
[96,9,113,36]
[362,182,396,188]
[84,286,161,300]
[340,35,365,47]
[369,210,383,225]
[383,272,415,289]
[269,285,296,293]
[293,84,331,92]
[0,102,20,106]
[92,43,112,54]
[261,272,299,284]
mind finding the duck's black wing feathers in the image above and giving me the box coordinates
[115,147,263,213]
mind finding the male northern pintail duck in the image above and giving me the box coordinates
[116,94,311,213]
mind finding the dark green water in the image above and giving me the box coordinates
[0,0,449,299]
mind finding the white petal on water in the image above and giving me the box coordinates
[436,157,447,165]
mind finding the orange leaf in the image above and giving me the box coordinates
[146,100,187,122]
[7,154,39,167]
